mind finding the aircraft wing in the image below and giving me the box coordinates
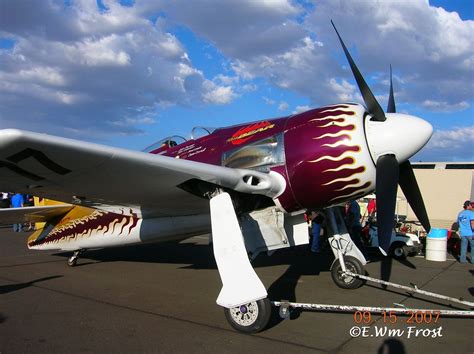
[0,129,285,218]
[0,204,74,224]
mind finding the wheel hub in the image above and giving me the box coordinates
[229,302,259,326]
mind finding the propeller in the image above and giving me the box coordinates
[331,21,431,254]
[331,20,386,122]
[376,154,399,253]
[387,65,396,113]
[387,66,431,234]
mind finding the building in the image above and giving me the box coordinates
[398,162,474,230]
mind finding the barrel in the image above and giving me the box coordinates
[425,228,448,261]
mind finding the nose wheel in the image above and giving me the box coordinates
[330,256,365,289]
[67,249,85,267]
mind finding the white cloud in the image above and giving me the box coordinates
[278,101,289,111]
[0,0,472,143]
[427,126,474,149]
[203,85,236,105]
[327,78,357,102]
[78,36,131,66]
[262,96,276,105]
[422,100,470,113]
[18,66,66,86]
[416,126,474,161]
[0,1,234,138]
[304,0,474,108]
[292,105,310,114]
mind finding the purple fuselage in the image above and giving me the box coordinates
[154,103,375,212]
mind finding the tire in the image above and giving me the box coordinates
[67,256,78,267]
[224,298,272,334]
[390,242,408,260]
[330,256,365,289]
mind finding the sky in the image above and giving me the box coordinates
[0,0,472,161]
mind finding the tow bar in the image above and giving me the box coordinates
[273,271,474,319]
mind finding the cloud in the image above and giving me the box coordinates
[305,0,474,109]
[278,101,289,111]
[0,1,233,139]
[0,0,472,144]
[421,100,470,113]
[161,0,473,110]
[416,126,474,161]
[202,85,236,104]
[262,96,276,105]
[292,105,310,114]
[159,0,304,59]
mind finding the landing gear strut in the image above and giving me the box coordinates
[325,207,367,289]
[67,249,85,267]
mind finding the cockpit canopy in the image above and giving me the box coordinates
[142,135,187,153]
[142,127,216,153]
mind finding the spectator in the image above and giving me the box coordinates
[309,211,324,253]
[1,192,10,208]
[345,200,369,260]
[457,200,474,264]
[11,193,24,232]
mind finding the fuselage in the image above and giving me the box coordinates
[27,102,432,251]
[155,103,375,212]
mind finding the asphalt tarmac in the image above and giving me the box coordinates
[1,227,473,353]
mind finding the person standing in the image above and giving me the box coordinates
[309,211,324,253]
[11,193,24,232]
[345,199,369,260]
[1,192,10,208]
[457,200,474,264]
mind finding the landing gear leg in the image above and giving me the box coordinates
[209,191,270,333]
[325,207,366,289]
[67,249,85,267]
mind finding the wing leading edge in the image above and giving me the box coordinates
[0,129,285,218]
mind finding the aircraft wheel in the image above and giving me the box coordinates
[224,298,271,334]
[390,242,408,259]
[331,256,364,289]
[67,256,77,267]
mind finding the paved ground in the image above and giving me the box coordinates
[1,227,473,353]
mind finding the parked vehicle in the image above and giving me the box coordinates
[362,219,423,259]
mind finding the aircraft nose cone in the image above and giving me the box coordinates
[365,113,433,163]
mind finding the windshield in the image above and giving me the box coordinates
[142,135,187,153]
[191,126,216,140]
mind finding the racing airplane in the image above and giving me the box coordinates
[0,22,432,333]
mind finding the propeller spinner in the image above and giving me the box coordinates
[331,21,432,254]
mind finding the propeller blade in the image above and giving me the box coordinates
[398,161,431,233]
[331,20,386,122]
[387,64,396,113]
[376,154,399,253]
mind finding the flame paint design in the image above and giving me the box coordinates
[308,106,369,203]
[285,104,372,209]
[28,208,139,247]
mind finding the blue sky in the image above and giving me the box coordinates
[0,0,472,161]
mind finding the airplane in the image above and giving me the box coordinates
[0,22,432,333]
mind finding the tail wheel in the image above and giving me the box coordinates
[331,256,365,289]
[224,298,271,334]
[67,256,78,267]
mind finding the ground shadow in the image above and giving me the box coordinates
[265,249,335,329]
[0,275,63,295]
[53,242,338,272]
[377,338,406,354]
